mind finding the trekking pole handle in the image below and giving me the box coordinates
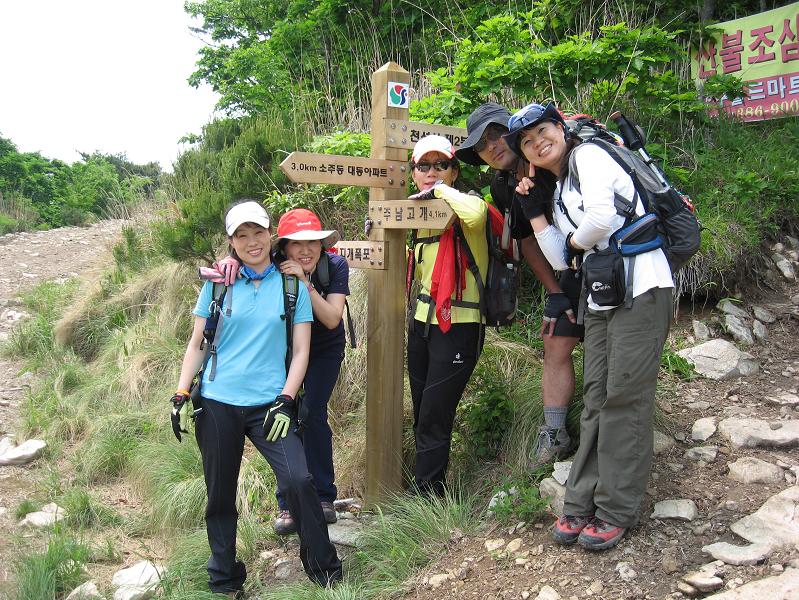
[609,111,644,151]
[610,111,669,187]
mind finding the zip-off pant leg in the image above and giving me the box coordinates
[245,404,342,586]
[407,321,482,495]
[563,287,672,528]
[194,397,248,593]
[277,351,343,509]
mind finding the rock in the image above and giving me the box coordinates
[686,400,712,410]
[700,567,799,599]
[66,581,103,600]
[111,561,163,600]
[539,478,566,516]
[768,392,799,406]
[701,542,772,565]
[19,503,65,528]
[535,586,561,600]
[273,558,296,580]
[428,573,453,587]
[786,235,799,249]
[683,572,724,593]
[484,538,506,552]
[651,499,698,521]
[772,252,796,280]
[677,340,759,381]
[552,461,571,485]
[752,320,768,342]
[0,435,15,456]
[718,418,799,448]
[685,446,719,462]
[723,315,754,346]
[752,306,776,323]
[505,538,523,555]
[730,486,799,550]
[327,518,364,547]
[727,457,784,484]
[677,581,699,597]
[692,417,717,441]
[717,299,748,319]
[615,561,637,582]
[587,581,603,595]
[653,431,675,455]
[693,320,711,341]
[661,547,681,573]
[0,439,47,466]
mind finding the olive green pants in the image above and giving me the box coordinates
[563,287,672,528]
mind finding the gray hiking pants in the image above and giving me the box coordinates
[563,287,672,528]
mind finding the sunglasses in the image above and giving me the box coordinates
[473,125,507,153]
[413,160,454,173]
[507,104,547,133]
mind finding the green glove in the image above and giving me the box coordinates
[171,392,191,442]
[263,395,296,442]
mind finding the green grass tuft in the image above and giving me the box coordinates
[13,529,91,600]
[59,488,122,529]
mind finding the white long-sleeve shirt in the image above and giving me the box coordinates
[535,143,673,310]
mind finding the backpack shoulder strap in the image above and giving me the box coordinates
[282,274,299,374]
[204,282,229,382]
[567,139,641,223]
[315,252,331,294]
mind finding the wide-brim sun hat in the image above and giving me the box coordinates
[225,200,271,236]
[276,208,339,247]
[411,134,456,164]
[502,102,566,157]
[454,102,513,166]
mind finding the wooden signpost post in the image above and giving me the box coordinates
[279,62,467,505]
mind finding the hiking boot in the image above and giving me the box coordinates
[552,514,593,545]
[321,501,338,524]
[273,510,296,536]
[577,517,626,550]
[532,425,573,469]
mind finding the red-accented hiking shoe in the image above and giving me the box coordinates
[273,510,296,536]
[552,514,593,545]
[577,517,626,550]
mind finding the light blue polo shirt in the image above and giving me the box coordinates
[193,270,312,407]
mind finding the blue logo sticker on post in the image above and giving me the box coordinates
[387,81,409,108]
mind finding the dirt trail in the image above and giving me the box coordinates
[403,272,799,600]
[0,221,124,594]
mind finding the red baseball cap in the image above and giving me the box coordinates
[276,208,339,246]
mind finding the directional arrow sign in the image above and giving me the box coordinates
[333,241,387,270]
[368,199,455,230]
[384,120,468,150]
[280,152,409,188]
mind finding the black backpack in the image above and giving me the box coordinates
[311,251,357,348]
[567,137,701,273]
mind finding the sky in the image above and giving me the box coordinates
[0,0,220,172]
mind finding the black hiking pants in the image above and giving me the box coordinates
[194,396,342,592]
[407,321,482,496]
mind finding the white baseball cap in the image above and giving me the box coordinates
[412,134,456,163]
[225,201,271,236]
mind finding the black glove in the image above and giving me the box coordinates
[263,395,296,442]
[170,392,190,442]
[544,293,574,321]
[514,189,549,220]
[565,231,584,271]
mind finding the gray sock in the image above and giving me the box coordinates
[544,407,568,430]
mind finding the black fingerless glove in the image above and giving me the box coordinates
[543,292,573,321]
[515,181,554,220]
[170,392,191,441]
[565,232,584,271]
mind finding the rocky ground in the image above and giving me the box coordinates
[0,221,125,596]
[398,240,799,600]
[1,224,798,600]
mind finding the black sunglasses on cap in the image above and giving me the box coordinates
[412,160,454,173]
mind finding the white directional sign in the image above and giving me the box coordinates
[280,152,409,188]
